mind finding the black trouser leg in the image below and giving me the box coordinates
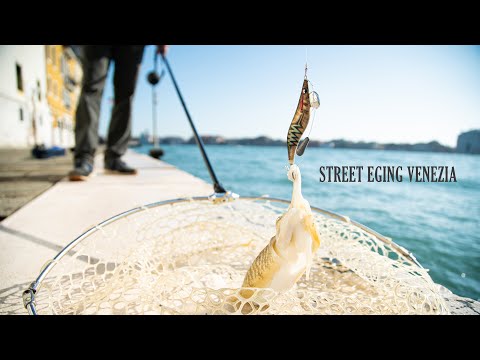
[74,46,111,164]
[105,45,145,160]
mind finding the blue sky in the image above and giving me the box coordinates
[98,45,480,147]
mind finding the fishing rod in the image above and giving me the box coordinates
[161,54,226,194]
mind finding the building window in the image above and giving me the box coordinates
[37,80,41,101]
[19,107,23,121]
[61,55,67,75]
[63,89,71,110]
[16,63,23,91]
[51,46,56,66]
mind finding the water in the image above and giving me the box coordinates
[135,144,480,300]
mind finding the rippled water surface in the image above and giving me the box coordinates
[136,145,480,300]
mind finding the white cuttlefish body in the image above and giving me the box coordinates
[242,164,321,293]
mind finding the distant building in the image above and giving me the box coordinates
[457,130,480,154]
[319,142,335,148]
[0,45,50,148]
[45,45,82,148]
[139,131,150,146]
[187,135,227,145]
[0,45,83,149]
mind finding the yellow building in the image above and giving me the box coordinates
[45,45,82,147]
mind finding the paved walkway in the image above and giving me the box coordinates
[0,150,212,314]
[0,148,75,220]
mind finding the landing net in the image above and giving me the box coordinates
[27,197,449,315]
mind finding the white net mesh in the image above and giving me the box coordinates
[31,198,450,315]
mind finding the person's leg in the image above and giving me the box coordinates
[104,45,145,173]
[71,46,111,180]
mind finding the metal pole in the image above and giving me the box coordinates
[161,54,226,194]
[152,85,158,148]
[152,52,159,148]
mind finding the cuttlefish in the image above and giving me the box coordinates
[242,164,321,293]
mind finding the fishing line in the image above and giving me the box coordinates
[306,80,318,138]
[305,46,308,79]
[307,107,317,138]
[304,46,316,139]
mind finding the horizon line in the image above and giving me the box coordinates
[126,132,480,148]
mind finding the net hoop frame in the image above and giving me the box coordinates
[23,196,423,315]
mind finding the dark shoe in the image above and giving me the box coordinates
[69,159,94,181]
[104,157,137,175]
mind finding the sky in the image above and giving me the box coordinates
[98,45,480,147]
